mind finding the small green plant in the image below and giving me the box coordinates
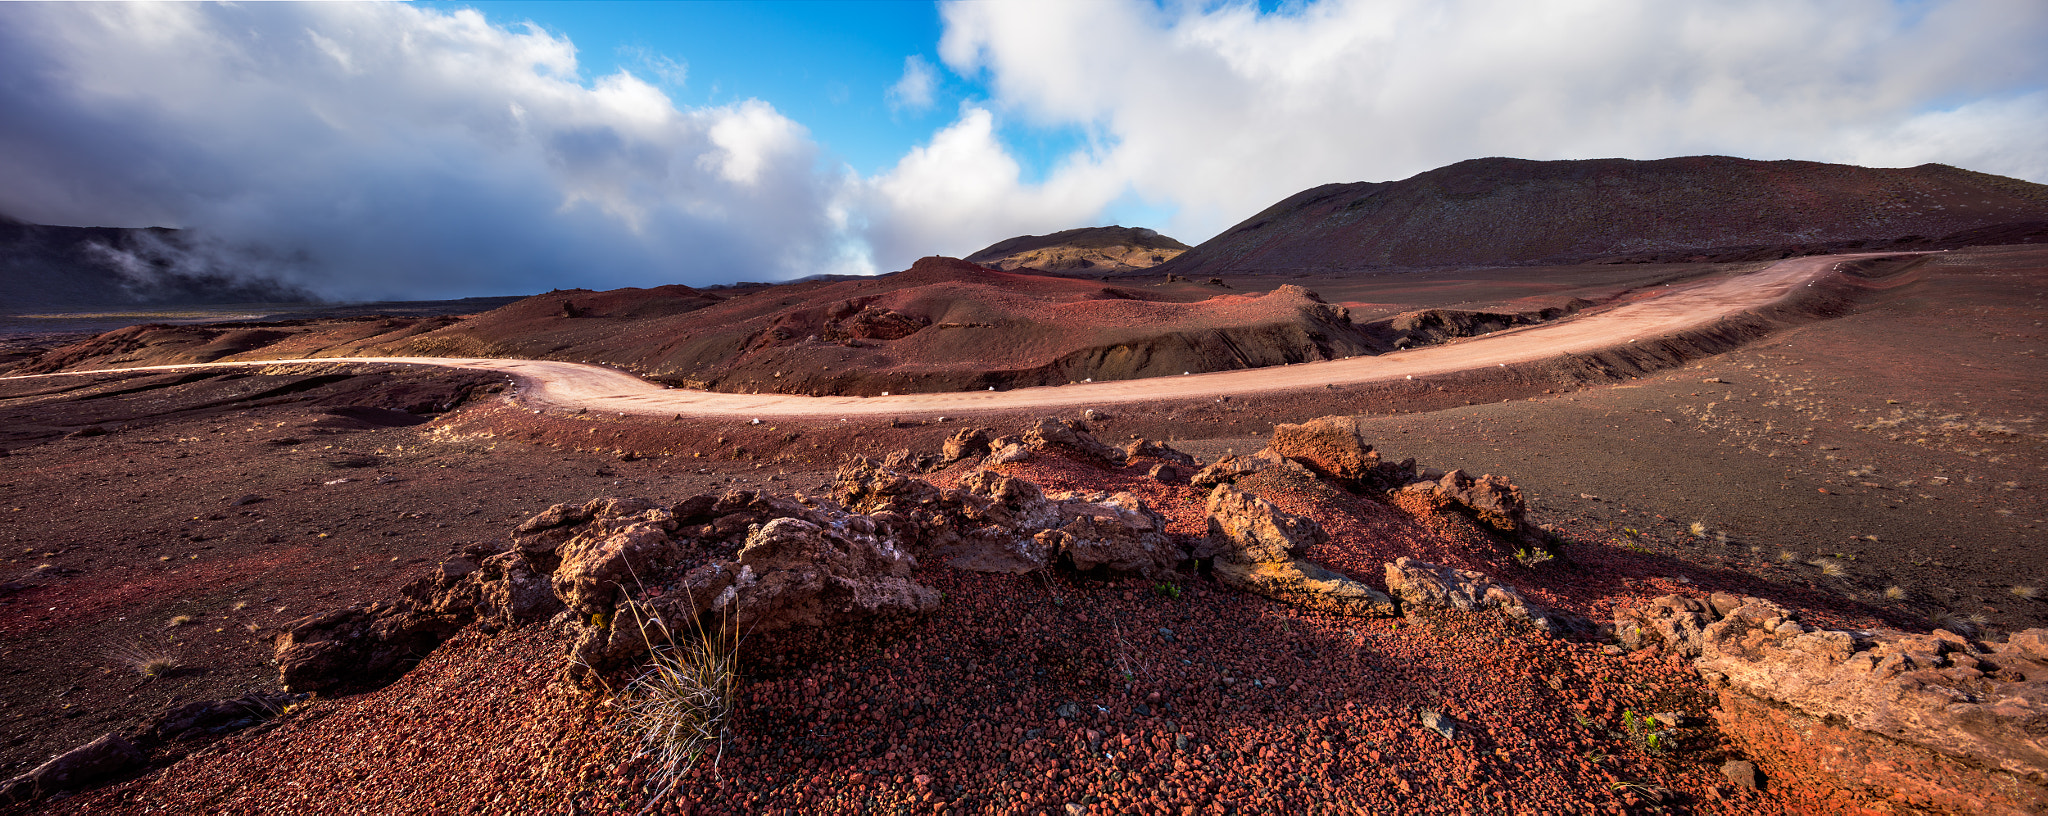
[1621,710,1667,755]
[1514,547,1555,568]
[1152,582,1182,600]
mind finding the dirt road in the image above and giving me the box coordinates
[2,254,1887,418]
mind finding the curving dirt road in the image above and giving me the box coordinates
[2,254,1894,418]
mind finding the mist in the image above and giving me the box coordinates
[0,3,855,302]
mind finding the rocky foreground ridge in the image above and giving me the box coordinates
[9,416,2044,813]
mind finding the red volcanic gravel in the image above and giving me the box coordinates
[56,448,1836,815]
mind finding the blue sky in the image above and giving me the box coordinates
[0,1,2043,299]
[433,1,1165,225]
[434,1,962,176]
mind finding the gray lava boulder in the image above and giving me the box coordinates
[0,733,144,804]
[1204,485,1395,617]
[1023,418,1126,465]
[1384,557,1590,636]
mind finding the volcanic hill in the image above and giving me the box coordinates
[964,225,1190,273]
[1156,156,2048,276]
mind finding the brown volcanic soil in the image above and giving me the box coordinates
[1156,156,2048,277]
[12,255,1785,403]
[15,257,1401,397]
[0,245,2042,814]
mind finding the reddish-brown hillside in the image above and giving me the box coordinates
[1158,156,2048,276]
[22,258,1413,395]
[391,257,1381,394]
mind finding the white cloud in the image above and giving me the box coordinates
[2,1,2043,300]
[887,55,938,112]
[854,106,1125,271]
[938,0,2048,242]
[0,3,847,299]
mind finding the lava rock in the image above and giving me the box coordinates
[273,601,467,693]
[1384,557,1589,636]
[1422,469,1533,539]
[1123,438,1197,468]
[1262,415,1380,481]
[1206,485,1394,617]
[1189,452,1274,489]
[1022,418,1126,465]
[1420,709,1461,741]
[150,691,306,743]
[0,733,144,804]
[1204,484,1324,564]
[941,427,994,464]
[1721,759,1761,790]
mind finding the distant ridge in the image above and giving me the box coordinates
[1157,156,2048,276]
[0,215,309,311]
[965,225,1190,273]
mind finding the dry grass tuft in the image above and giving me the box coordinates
[1930,610,1985,637]
[1776,550,1800,564]
[2012,585,2041,601]
[106,643,181,680]
[1811,558,1848,578]
[1884,585,1909,601]
[610,602,744,802]
[167,614,195,628]
[1688,521,1709,539]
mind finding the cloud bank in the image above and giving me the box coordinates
[0,3,847,300]
[937,0,2048,242]
[0,1,2042,299]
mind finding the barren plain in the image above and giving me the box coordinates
[0,244,2043,815]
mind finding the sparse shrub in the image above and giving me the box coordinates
[1930,610,1979,637]
[107,643,181,680]
[611,603,742,799]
